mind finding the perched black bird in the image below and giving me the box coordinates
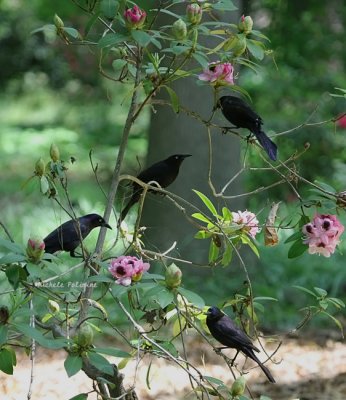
[206,306,275,383]
[44,214,112,257]
[119,154,191,225]
[217,95,277,161]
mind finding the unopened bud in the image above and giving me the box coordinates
[186,3,202,25]
[172,19,187,40]
[230,376,246,396]
[54,14,64,29]
[124,5,146,29]
[224,34,247,56]
[35,158,46,176]
[26,238,45,262]
[238,15,253,34]
[48,300,60,314]
[165,263,182,289]
[75,324,94,347]
[50,143,60,162]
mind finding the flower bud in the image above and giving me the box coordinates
[50,143,60,162]
[35,158,46,176]
[26,238,45,262]
[186,3,202,25]
[224,34,247,56]
[75,324,94,347]
[165,263,182,289]
[124,5,146,29]
[230,376,246,396]
[336,190,346,208]
[48,300,60,314]
[238,15,253,34]
[172,19,187,40]
[54,14,64,29]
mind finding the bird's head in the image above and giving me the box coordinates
[86,214,112,229]
[206,306,224,320]
[168,154,192,165]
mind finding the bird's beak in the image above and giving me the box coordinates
[182,154,192,158]
[103,223,112,229]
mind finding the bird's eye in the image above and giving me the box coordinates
[175,156,179,159]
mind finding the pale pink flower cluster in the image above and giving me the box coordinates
[124,5,146,28]
[109,256,150,286]
[302,214,344,257]
[198,61,234,85]
[232,210,260,238]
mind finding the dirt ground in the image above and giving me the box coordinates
[1,335,346,400]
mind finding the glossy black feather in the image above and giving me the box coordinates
[44,213,111,257]
[218,96,277,161]
[119,154,191,224]
[206,306,275,383]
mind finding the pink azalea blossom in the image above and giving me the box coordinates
[109,256,150,286]
[198,61,234,86]
[337,114,346,129]
[302,214,344,257]
[124,5,146,29]
[232,210,260,238]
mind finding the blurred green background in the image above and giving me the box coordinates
[0,0,345,330]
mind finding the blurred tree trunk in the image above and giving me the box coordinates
[142,2,244,265]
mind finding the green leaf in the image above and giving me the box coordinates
[98,32,129,48]
[284,230,303,244]
[163,85,179,113]
[40,175,50,194]
[208,241,219,263]
[212,0,237,11]
[100,0,119,19]
[246,39,265,60]
[192,190,218,217]
[88,351,114,375]
[0,326,8,346]
[314,287,327,297]
[84,12,100,38]
[131,30,151,47]
[0,348,15,374]
[0,237,25,253]
[87,275,114,283]
[178,288,205,309]
[0,253,27,264]
[194,230,211,239]
[241,234,259,258]
[221,243,232,266]
[321,311,344,338]
[5,264,27,289]
[14,324,68,349]
[222,207,232,221]
[192,53,209,69]
[287,239,308,258]
[328,297,345,308]
[155,288,174,308]
[141,273,165,280]
[293,285,316,297]
[64,354,83,377]
[69,394,88,400]
[191,213,212,224]
[94,347,131,358]
[112,59,127,71]
[63,27,80,39]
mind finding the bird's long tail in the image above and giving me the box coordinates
[254,130,278,161]
[245,349,276,383]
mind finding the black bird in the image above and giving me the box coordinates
[44,214,112,257]
[119,154,191,225]
[217,95,277,161]
[206,306,276,383]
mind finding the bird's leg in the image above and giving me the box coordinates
[222,126,239,135]
[230,350,240,366]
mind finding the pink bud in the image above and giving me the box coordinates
[124,5,146,29]
[26,238,45,262]
[186,3,202,25]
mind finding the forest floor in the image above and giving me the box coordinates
[1,333,346,400]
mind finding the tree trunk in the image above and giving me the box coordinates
[142,2,244,265]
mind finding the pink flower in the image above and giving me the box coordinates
[337,114,346,129]
[198,62,234,86]
[109,256,150,286]
[232,210,260,238]
[302,214,344,257]
[124,5,146,29]
[26,238,45,262]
